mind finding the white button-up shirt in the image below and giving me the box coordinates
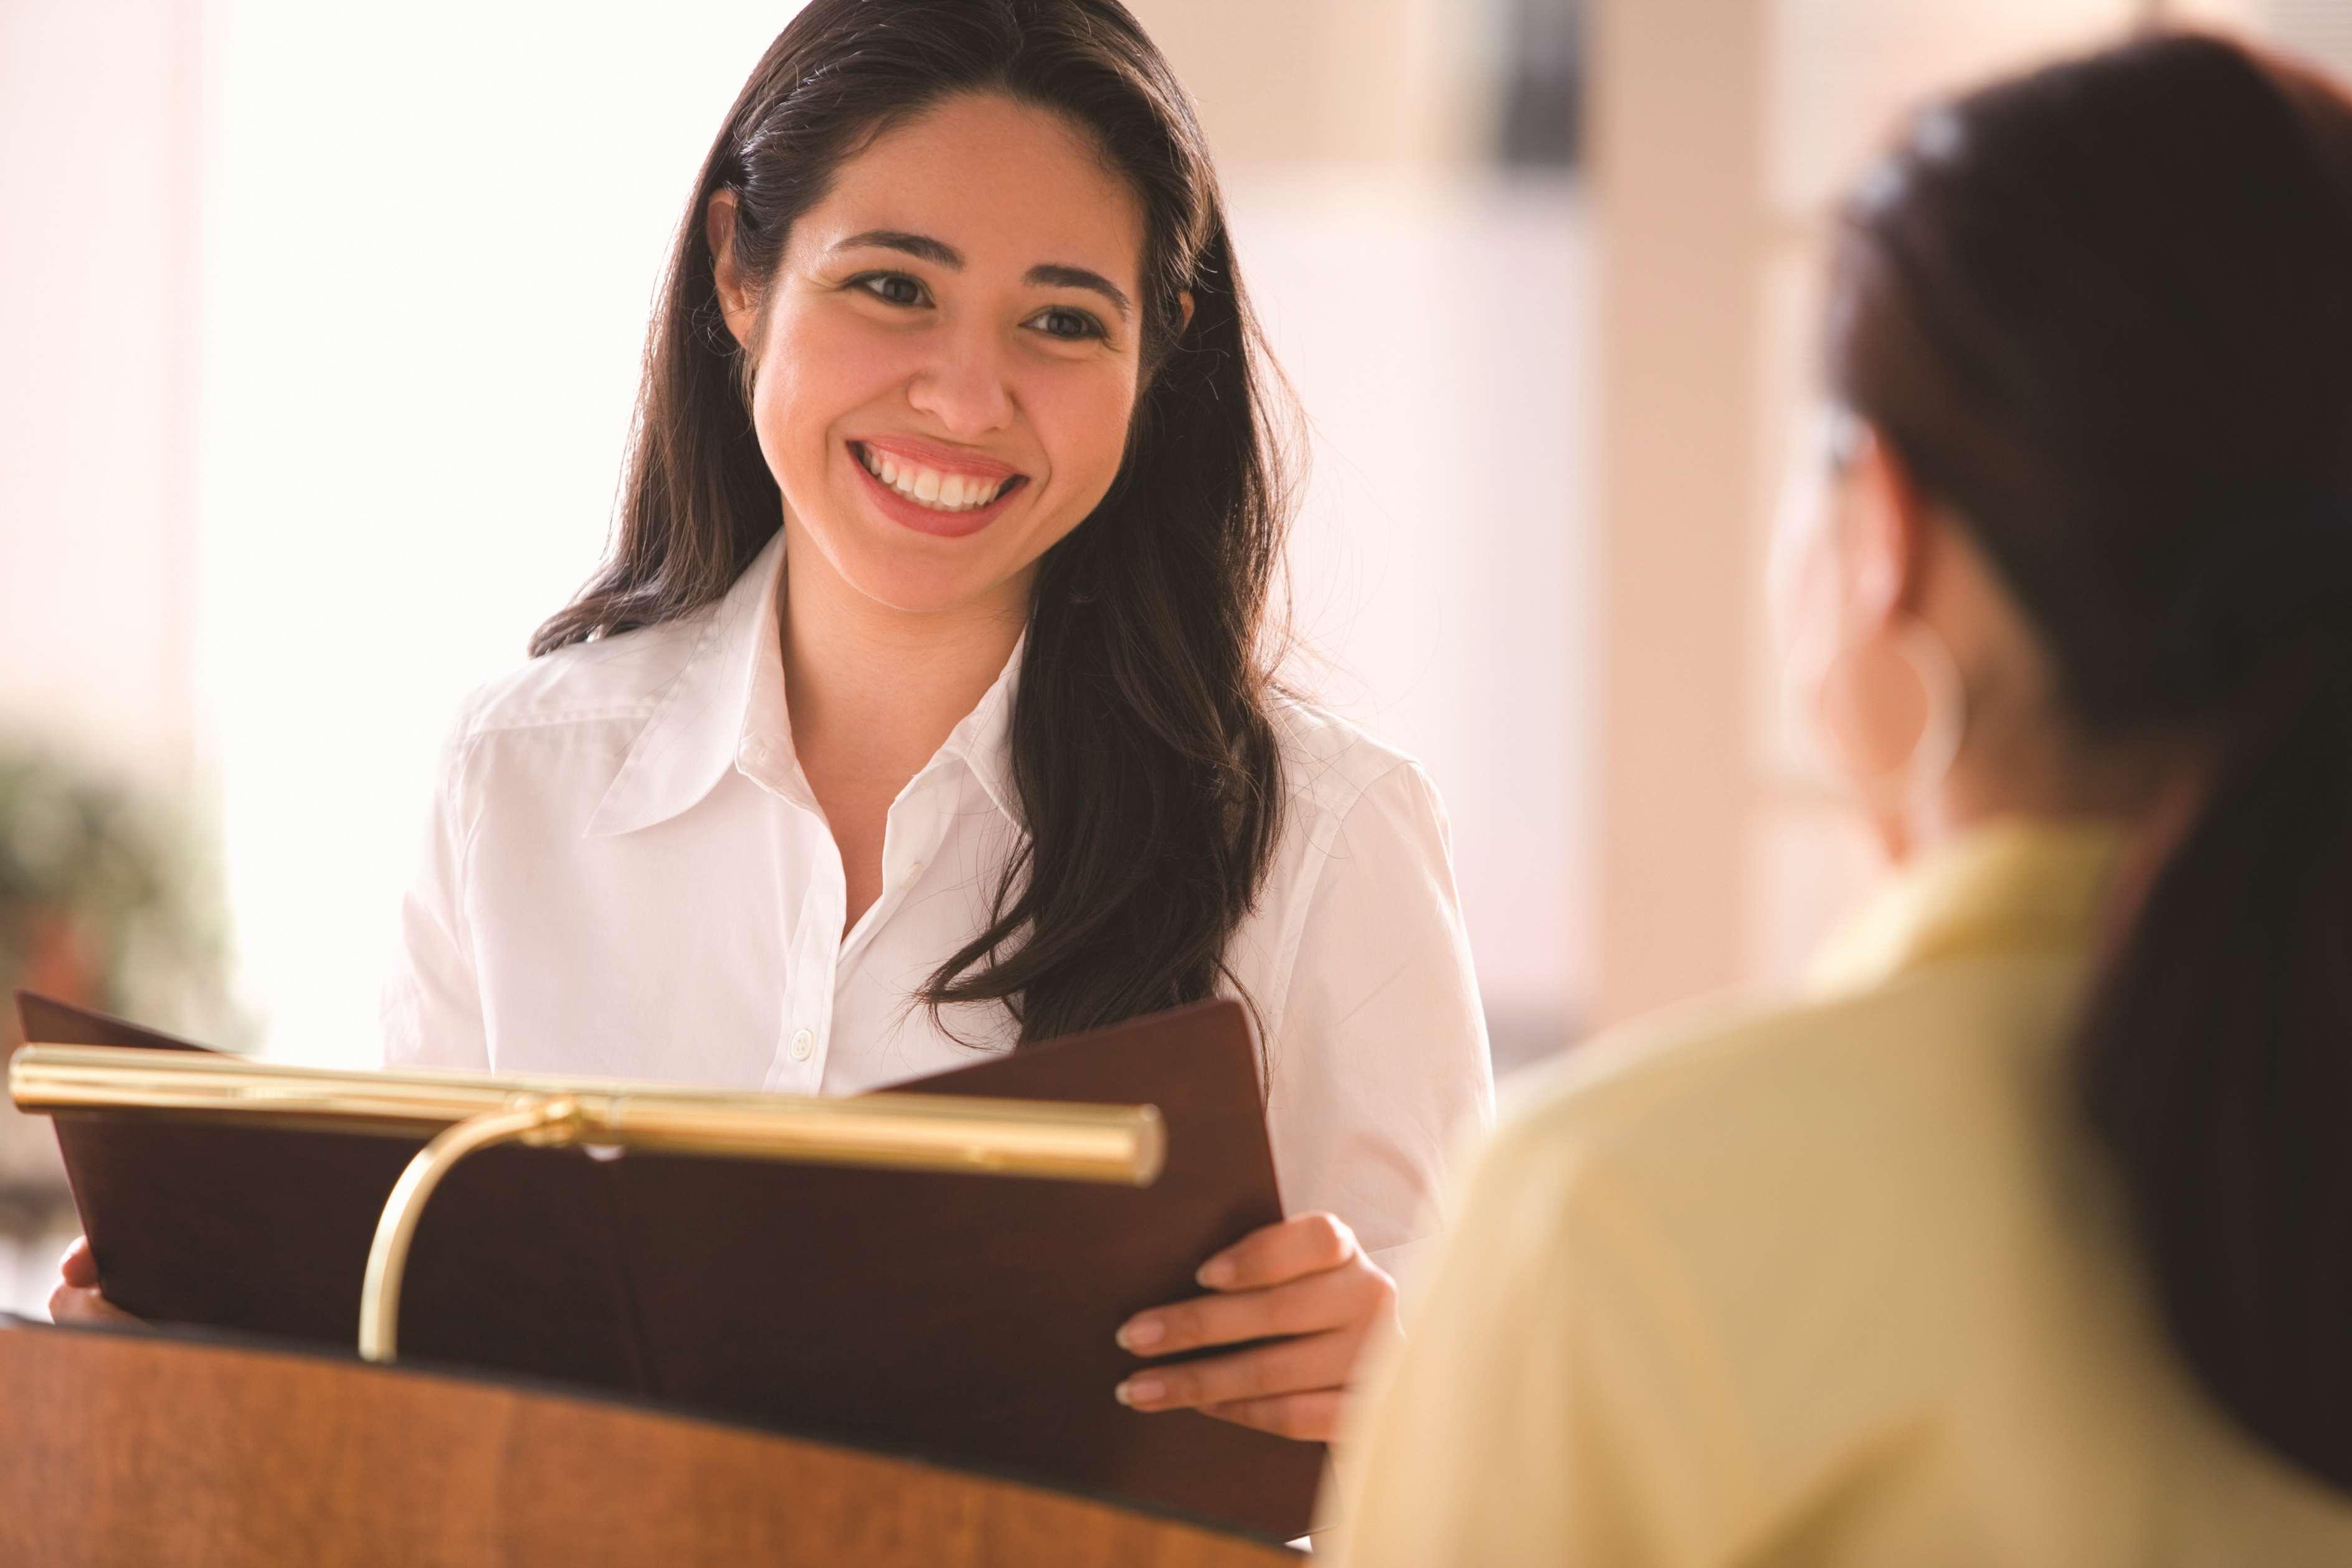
[381,531,1494,1275]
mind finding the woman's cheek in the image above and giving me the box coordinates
[1024,358,1142,506]
[1773,526,1851,769]
[762,306,909,436]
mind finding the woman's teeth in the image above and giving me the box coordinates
[858,445,1009,512]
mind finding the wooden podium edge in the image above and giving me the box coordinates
[0,1316,1306,1567]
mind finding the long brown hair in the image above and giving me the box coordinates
[534,0,1294,1045]
[1831,34,2352,1486]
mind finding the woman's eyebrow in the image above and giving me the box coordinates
[832,229,962,267]
[828,231,1132,321]
[1025,264,1132,320]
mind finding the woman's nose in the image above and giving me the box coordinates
[905,324,1015,438]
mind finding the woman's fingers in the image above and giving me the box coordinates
[48,1282,136,1326]
[1193,1211,1358,1291]
[50,1238,140,1325]
[1200,1389,1347,1442]
[58,1235,98,1289]
[1114,1329,1355,1415]
[1118,1260,1375,1356]
[1113,1211,1396,1445]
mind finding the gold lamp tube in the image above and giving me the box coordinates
[9,1045,1165,1183]
[11,1044,1167,1364]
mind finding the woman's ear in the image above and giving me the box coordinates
[1176,289,1195,336]
[1844,423,1933,632]
[705,189,758,349]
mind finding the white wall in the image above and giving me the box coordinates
[197,1,805,1064]
[1231,173,1589,1063]
[0,0,207,1319]
[0,0,201,785]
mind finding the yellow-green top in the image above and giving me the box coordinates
[1334,819,2352,1566]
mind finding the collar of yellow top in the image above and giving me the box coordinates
[1805,818,2133,999]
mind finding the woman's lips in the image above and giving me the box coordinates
[848,440,1029,539]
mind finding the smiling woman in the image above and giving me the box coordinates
[49,0,1495,1462]
[704,95,1154,621]
[523,5,1286,1044]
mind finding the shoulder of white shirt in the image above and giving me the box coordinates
[1263,689,1433,824]
[445,610,721,744]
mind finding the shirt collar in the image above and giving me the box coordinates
[586,529,1026,837]
[1804,816,2132,999]
[935,636,1025,825]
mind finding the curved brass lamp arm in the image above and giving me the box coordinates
[359,1096,584,1364]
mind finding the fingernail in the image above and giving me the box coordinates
[1115,1377,1164,1408]
[1197,1258,1235,1289]
[1116,1317,1164,1351]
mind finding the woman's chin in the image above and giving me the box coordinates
[830,549,1033,621]
[788,486,1068,621]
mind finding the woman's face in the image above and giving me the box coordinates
[1767,406,1935,841]
[714,92,1154,621]
[1766,407,1864,747]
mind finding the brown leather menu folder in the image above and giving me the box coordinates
[17,992,1325,1541]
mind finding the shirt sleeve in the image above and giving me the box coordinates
[378,718,491,1071]
[1265,760,1496,1278]
[1327,1114,1762,1568]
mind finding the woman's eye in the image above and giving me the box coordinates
[854,273,927,308]
[1030,306,1106,341]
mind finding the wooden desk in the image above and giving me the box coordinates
[0,1320,1301,1566]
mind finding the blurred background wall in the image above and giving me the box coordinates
[1591,0,2352,1029]
[3,0,2346,1313]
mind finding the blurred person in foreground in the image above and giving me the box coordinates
[1331,32,2352,1566]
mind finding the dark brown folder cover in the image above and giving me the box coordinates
[17,993,1325,1540]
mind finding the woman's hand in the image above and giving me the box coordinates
[1112,1211,1398,1443]
[48,1235,138,1326]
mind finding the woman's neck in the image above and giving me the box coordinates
[777,537,1027,806]
[1893,719,2198,867]
[777,533,1028,933]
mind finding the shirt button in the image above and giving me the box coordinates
[904,859,925,884]
[789,1029,815,1062]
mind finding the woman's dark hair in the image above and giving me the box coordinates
[534,0,1293,1045]
[1831,34,2352,1486]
